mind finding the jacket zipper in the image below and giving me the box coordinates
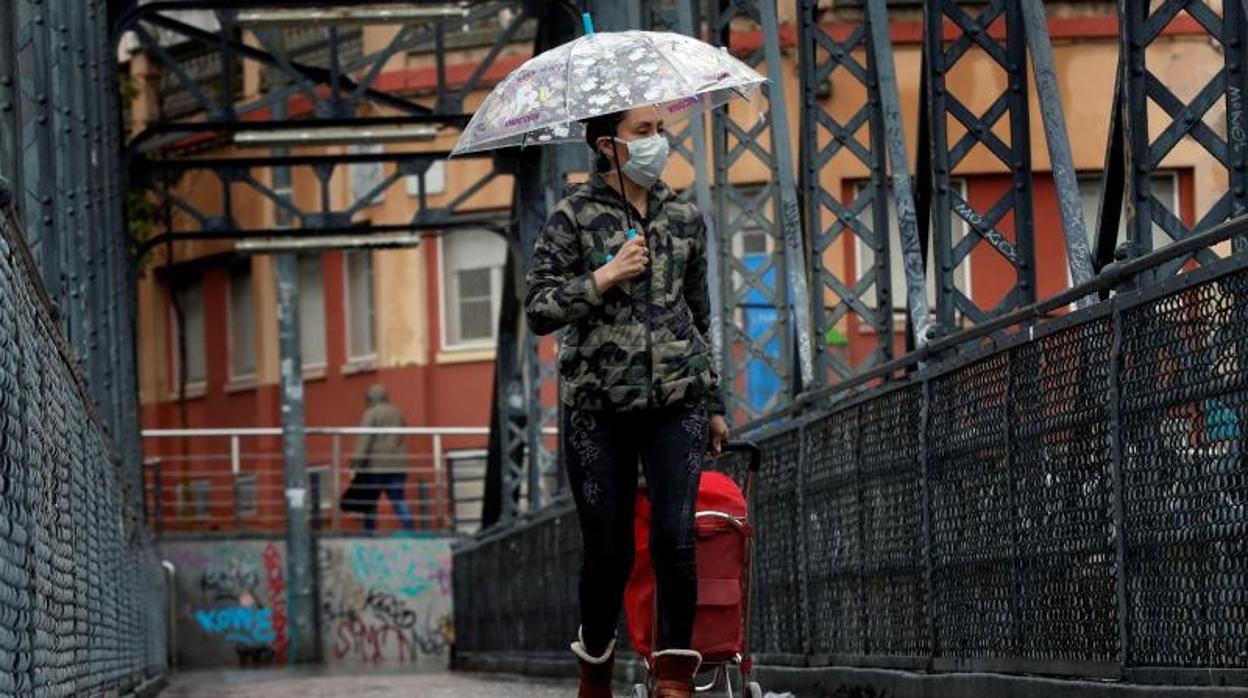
[628,199,655,409]
[645,223,654,408]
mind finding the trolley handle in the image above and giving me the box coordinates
[721,441,762,472]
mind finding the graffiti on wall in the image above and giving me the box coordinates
[195,605,275,645]
[164,541,288,668]
[263,542,290,664]
[319,538,454,667]
[165,537,454,669]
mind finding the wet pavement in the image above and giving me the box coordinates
[161,669,577,697]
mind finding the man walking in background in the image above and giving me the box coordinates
[350,384,417,532]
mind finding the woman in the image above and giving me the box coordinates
[525,105,730,698]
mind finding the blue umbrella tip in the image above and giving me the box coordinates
[582,12,595,36]
[605,254,614,263]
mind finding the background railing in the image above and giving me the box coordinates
[142,427,550,537]
[453,220,1248,689]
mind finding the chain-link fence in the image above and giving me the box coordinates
[453,237,1248,688]
[1,202,165,694]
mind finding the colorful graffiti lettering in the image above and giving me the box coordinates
[195,607,276,646]
[333,617,415,664]
[331,613,451,664]
[366,589,416,630]
[349,541,452,598]
[263,542,289,664]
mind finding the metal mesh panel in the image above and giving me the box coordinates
[858,386,926,658]
[750,428,804,657]
[1,210,163,693]
[929,352,1014,659]
[1011,319,1118,663]
[453,509,582,655]
[804,408,864,656]
[1120,272,1248,667]
[454,255,1248,684]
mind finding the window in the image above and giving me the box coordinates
[190,479,212,520]
[405,160,446,197]
[298,254,327,369]
[170,274,207,386]
[1078,172,1179,255]
[235,473,258,517]
[441,229,507,348]
[446,450,487,534]
[852,180,971,321]
[349,144,386,207]
[228,262,256,380]
[344,250,376,360]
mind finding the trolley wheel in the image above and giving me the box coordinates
[747,681,764,698]
[632,683,649,698]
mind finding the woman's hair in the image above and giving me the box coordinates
[583,111,625,173]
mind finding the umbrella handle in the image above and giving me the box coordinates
[582,13,594,36]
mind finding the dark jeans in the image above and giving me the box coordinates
[362,472,416,532]
[564,397,708,656]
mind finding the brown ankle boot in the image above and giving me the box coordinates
[652,649,702,698]
[571,628,615,698]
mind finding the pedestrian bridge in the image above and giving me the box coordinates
[146,217,1248,697]
[1,0,1248,696]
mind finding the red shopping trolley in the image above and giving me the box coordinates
[625,442,764,698]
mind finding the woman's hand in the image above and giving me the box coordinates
[708,414,730,458]
[592,234,648,294]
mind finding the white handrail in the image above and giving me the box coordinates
[142,426,559,437]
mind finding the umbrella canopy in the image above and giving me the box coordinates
[451,29,765,155]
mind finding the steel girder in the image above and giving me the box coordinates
[6,0,142,485]
[798,0,931,385]
[119,1,569,527]
[122,1,537,246]
[1116,0,1248,281]
[709,0,814,421]
[486,2,582,525]
[924,0,1037,333]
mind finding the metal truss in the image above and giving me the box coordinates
[121,0,539,245]
[110,0,1248,527]
[487,3,581,523]
[117,0,531,153]
[798,0,931,385]
[924,0,1037,332]
[710,0,814,422]
[1114,0,1248,281]
[131,148,508,254]
[4,0,143,490]
[117,0,585,529]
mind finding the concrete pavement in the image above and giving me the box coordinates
[161,669,577,698]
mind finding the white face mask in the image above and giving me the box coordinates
[612,134,670,188]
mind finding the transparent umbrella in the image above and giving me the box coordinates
[450,20,765,155]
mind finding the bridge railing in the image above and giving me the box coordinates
[142,426,556,537]
[0,204,164,692]
[452,217,1248,689]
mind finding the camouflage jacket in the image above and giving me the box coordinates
[525,174,725,415]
